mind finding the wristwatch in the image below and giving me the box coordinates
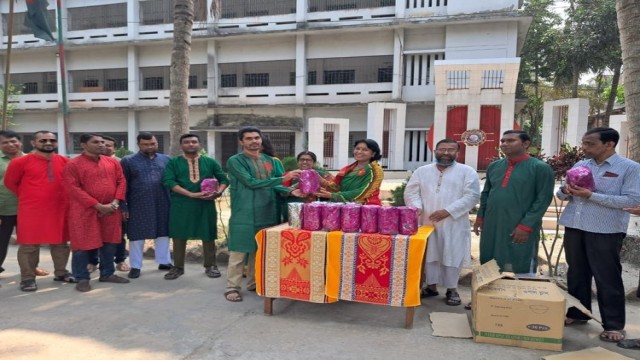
[111,201,120,209]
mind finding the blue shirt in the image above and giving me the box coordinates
[558,153,640,234]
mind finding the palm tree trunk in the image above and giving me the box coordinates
[617,0,640,162]
[169,0,194,156]
[603,62,622,127]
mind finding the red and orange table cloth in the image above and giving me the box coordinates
[255,224,433,328]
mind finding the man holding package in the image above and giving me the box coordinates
[558,127,640,343]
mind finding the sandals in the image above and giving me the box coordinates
[600,330,626,343]
[20,279,37,292]
[420,288,439,298]
[53,272,77,283]
[224,290,243,302]
[564,318,588,326]
[116,262,131,272]
[445,290,462,306]
[617,339,640,349]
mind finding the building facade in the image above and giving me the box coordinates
[0,0,530,170]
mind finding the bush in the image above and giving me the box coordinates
[388,178,409,206]
[115,147,133,158]
[281,156,297,171]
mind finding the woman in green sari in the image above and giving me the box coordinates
[315,139,383,205]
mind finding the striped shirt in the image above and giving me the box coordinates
[558,154,640,234]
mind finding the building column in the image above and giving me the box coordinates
[296,0,308,22]
[207,130,217,159]
[207,40,218,104]
[56,113,68,156]
[366,103,385,146]
[388,104,406,170]
[127,110,139,152]
[295,34,306,104]
[128,0,140,39]
[392,28,404,100]
[128,45,139,106]
[295,107,305,156]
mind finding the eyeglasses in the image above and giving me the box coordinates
[37,139,58,143]
[435,148,457,154]
[298,158,314,162]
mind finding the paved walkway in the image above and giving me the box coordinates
[1,244,640,360]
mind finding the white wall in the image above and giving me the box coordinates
[404,28,446,51]
[448,0,520,15]
[67,47,128,69]
[69,111,128,132]
[307,31,394,58]
[7,51,57,73]
[9,113,57,133]
[445,22,517,59]
[305,106,368,131]
[217,36,296,63]
[406,105,434,128]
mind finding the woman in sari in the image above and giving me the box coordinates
[315,139,383,205]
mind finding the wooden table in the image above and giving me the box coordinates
[256,224,433,329]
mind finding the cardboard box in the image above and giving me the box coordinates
[471,260,566,351]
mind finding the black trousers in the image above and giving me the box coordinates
[564,227,626,331]
[0,215,17,270]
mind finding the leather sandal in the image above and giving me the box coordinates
[224,290,243,302]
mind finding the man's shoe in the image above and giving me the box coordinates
[205,265,221,278]
[128,268,141,279]
[164,267,184,280]
[75,280,92,292]
[158,263,172,271]
[53,271,77,283]
[20,279,37,292]
[99,274,130,283]
[34,267,49,276]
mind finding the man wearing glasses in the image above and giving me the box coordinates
[4,131,74,291]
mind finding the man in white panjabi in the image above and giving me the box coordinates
[404,138,480,306]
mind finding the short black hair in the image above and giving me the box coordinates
[435,138,459,150]
[179,133,200,143]
[585,127,619,146]
[238,126,262,140]
[353,139,382,162]
[102,135,117,145]
[297,151,317,163]
[137,132,155,143]
[503,130,531,143]
[80,133,103,144]
[261,136,277,157]
[33,130,55,138]
[0,130,20,140]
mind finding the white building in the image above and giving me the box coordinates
[0,0,530,170]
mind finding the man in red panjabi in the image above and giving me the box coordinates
[63,133,129,292]
[4,131,74,292]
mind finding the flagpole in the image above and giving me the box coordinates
[1,0,15,130]
[56,0,71,154]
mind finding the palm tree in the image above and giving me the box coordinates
[617,0,640,162]
[169,0,194,156]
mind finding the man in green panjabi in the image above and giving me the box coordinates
[473,130,554,276]
[162,133,229,280]
[224,127,300,302]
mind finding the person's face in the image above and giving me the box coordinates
[581,133,613,159]
[32,132,58,154]
[499,133,529,157]
[239,132,262,152]
[0,136,22,156]
[297,155,315,170]
[103,140,116,156]
[434,142,459,166]
[138,137,158,156]
[180,136,201,155]
[353,142,375,163]
[81,136,105,156]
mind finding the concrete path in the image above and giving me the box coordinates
[1,245,640,360]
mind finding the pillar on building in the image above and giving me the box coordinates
[128,46,139,106]
[367,102,407,170]
[207,130,218,159]
[391,28,404,100]
[127,0,140,37]
[207,40,218,103]
[295,35,306,104]
[610,114,629,157]
[541,98,589,156]
[56,113,68,156]
[127,110,139,152]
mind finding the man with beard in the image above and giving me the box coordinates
[224,127,300,302]
[4,131,74,291]
[121,132,172,279]
[473,130,554,277]
[404,138,480,306]
[558,127,640,343]
[161,133,228,280]
[64,133,129,292]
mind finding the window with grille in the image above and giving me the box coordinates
[244,73,269,87]
[323,70,355,84]
[221,74,237,88]
[22,82,38,95]
[307,71,317,85]
[378,67,393,83]
[144,77,164,90]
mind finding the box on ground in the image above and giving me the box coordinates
[471,260,566,351]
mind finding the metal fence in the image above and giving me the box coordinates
[307,56,394,85]
[140,64,207,90]
[309,0,395,12]
[2,10,57,36]
[219,60,295,87]
[11,72,57,94]
[140,0,207,25]
[68,3,127,31]
[70,69,128,92]
[217,0,296,18]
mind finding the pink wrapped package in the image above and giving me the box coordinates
[302,202,324,231]
[200,178,219,193]
[398,206,419,235]
[322,203,342,231]
[341,203,361,233]
[298,169,321,194]
[378,207,399,235]
[360,205,380,233]
[566,166,596,191]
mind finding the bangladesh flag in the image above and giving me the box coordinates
[25,0,55,42]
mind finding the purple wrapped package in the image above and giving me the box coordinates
[566,166,596,191]
[398,206,419,235]
[360,205,380,233]
[378,207,399,235]
[200,178,218,193]
[322,203,342,231]
[341,203,361,233]
[302,202,324,231]
[298,169,321,194]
